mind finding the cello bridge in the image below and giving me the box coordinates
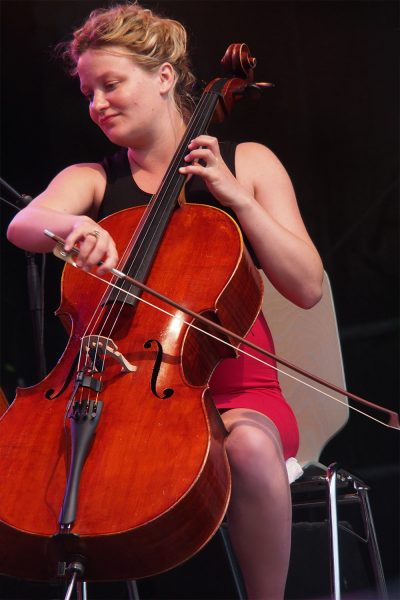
[82,335,137,373]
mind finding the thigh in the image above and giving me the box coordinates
[222,407,281,437]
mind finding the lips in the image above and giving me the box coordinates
[99,114,119,126]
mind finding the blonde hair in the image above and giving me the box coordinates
[61,2,196,121]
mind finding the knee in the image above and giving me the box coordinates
[225,424,286,484]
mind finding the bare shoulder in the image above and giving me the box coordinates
[235,142,308,234]
[33,162,107,218]
[236,141,278,159]
[236,142,291,182]
[235,141,297,201]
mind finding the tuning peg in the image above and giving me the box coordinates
[255,82,275,88]
[233,82,274,101]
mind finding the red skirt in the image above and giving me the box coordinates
[209,311,299,460]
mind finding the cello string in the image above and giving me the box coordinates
[47,229,398,430]
[101,88,216,303]
[105,89,214,284]
[83,89,221,364]
[81,91,212,342]
[81,268,397,431]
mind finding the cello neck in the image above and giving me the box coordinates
[106,79,229,308]
[107,42,259,302]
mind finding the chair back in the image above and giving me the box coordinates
[261,272,349,466]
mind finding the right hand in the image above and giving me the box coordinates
[63,217,118,275]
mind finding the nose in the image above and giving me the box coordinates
[90,90,109,118]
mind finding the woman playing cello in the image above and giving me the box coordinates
[7,3,323,598]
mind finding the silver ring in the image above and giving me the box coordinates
[87,229,100,240]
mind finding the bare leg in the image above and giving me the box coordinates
[221,408,292,600]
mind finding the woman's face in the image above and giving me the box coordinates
[77,47,170,147]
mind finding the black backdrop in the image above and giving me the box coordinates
[1,0,398,594]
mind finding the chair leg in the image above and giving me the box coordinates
[76,580,87,600]
[356,485,388,599]
[218,524,247,600]
[326,463,341,600]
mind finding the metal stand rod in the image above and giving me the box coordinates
[0,178,47,381]
[327,463,341,600]
[64,570,78,600]
[126,580,141,600]
[63,561,85,600]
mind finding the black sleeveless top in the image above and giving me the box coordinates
[98,141,260,267]
[97,143,300,458]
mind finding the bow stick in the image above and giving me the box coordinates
[44,229,400,431]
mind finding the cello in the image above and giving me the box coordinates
[0,44,265,583]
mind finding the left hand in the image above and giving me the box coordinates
[179,135,251,210]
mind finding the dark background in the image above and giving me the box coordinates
[0,0,398,597]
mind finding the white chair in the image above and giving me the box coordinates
[261,271,387,600]
[261,272,349,469]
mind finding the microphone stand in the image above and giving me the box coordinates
[0,176,47,381]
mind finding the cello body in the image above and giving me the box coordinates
[0,203,262,581]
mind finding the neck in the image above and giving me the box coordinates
[128,113,187,176]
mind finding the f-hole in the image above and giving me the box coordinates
[144,339,174,399]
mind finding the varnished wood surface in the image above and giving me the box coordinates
[0,388,8,417]
[0,204,262,581]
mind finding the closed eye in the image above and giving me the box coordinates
[80,81,119,103]
[104,81,119,91]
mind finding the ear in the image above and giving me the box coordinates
[158,62,176,94]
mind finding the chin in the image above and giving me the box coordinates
[104,131,129,147]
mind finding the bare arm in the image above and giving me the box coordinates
[179,137,324,308]
[7,163,118,273]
